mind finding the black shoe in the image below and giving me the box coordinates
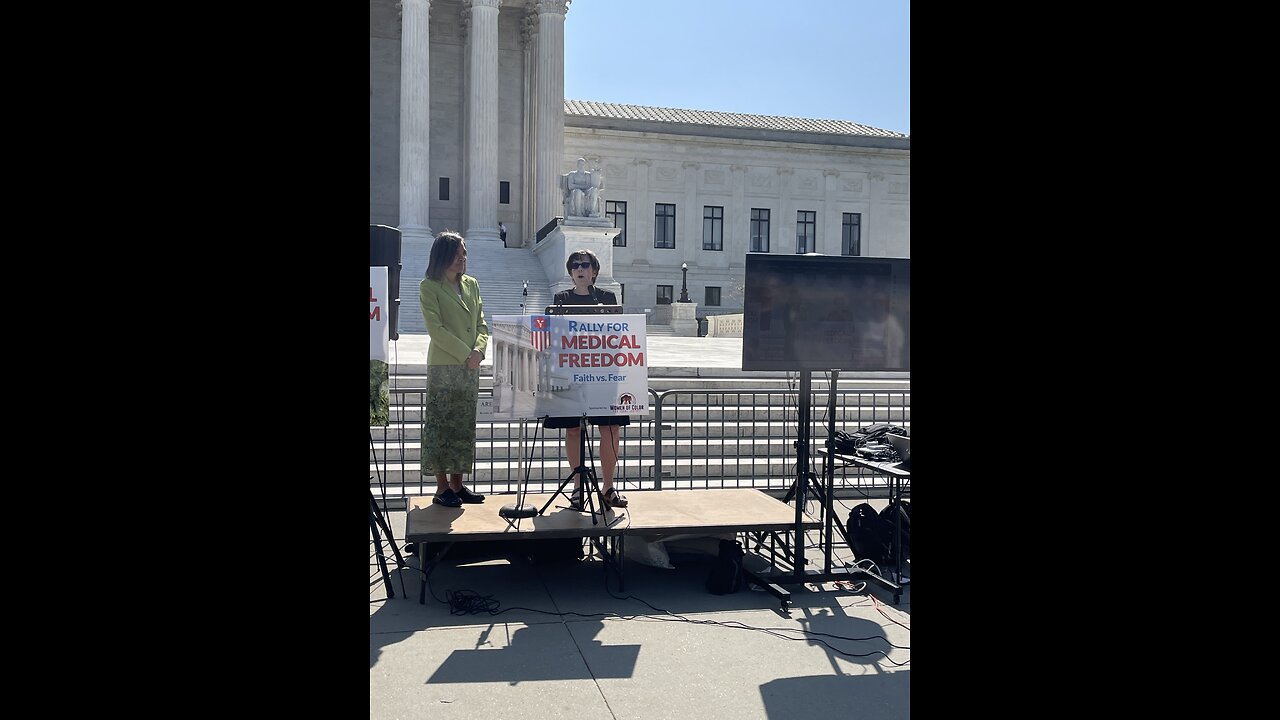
[568,487,585,511]
[432,489,463,507]
[455,486,485,504]
[602,487,629,508]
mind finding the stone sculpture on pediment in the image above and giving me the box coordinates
[561,157,604,219]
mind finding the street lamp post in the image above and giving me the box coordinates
[679,262,690,302]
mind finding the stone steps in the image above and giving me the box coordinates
[383,367,907,390]
[367,456,860,487]
[372,434,833,461]
[372,404,910,425]
[370,418,905,442]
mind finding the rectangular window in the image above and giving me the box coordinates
[705,286,721,306]
[750,208,770,252]
[657,285,674,304]
[606,200,627,247]
[499,181,510,204]
[797,210,816,253]
[439,177,450,201]
[842,213,862,256]
[702,206,723,251]
[655,203,676,249]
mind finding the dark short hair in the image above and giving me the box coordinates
[426,231,465,281]
[566,249,600,276]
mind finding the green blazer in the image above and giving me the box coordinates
[420,275,490,366]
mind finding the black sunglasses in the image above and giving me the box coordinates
[570,261,593,269]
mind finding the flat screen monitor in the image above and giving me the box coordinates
[741,254,909,372]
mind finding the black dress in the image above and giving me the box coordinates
[543,287,632,429]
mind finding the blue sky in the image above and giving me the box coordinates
[563,0,910,135]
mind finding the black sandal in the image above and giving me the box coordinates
[602,487,628,508]
[568,487,585,511]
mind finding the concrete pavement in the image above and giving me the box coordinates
[370,505,911,720]
[371,331,911,719]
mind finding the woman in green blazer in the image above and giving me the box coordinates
[419,231,490,507]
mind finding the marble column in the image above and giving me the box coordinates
[823,169,840,255]
[777,167,794,253]
[399,0,433,241]
[682,161,699,263]
[398,0,433,334]
[465,0,500,242]
[520,10,537,246]
[632,158,651,245]
[534,0,568,229]
[868,171,885,255]
[730,164,746,253]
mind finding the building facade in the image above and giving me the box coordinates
[370,0,909,317]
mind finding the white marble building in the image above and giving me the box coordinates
[370,0,909,321]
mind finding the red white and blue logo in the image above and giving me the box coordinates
[529,315,550,351]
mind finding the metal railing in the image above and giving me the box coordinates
[370,385,910,505]
[534,216,564,244]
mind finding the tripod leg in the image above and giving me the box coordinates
[369,430,408,597]
[577,421,605,524]
[369,504,394,599]
[370,491,408,597]
[539,469,585,515]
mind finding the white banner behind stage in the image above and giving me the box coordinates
[369,267,390,426]
[488,313,649,421]
[369,267,388,362]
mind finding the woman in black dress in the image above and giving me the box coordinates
[545,250,630,509]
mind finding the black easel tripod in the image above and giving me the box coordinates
[742,369,900,608]
[531,301,625,525]
[537,414,609,524]
[369,432,408,599]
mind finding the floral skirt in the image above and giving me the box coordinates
[420,365,480,476]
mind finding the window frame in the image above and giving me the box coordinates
[841,212,862,256]
[654,203,676,249]
[750,208,771,252]
[702,205,723,251]
[796,210,816,253]
[606,200,628,247]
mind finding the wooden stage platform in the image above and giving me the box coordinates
[401,486,901,604]
[405,488,822,604]
[406,488,817,542]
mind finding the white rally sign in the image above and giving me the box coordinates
[487,313,649,421]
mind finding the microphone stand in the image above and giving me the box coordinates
[501,280,537,521]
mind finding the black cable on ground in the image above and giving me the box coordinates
[400,556,909,666]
